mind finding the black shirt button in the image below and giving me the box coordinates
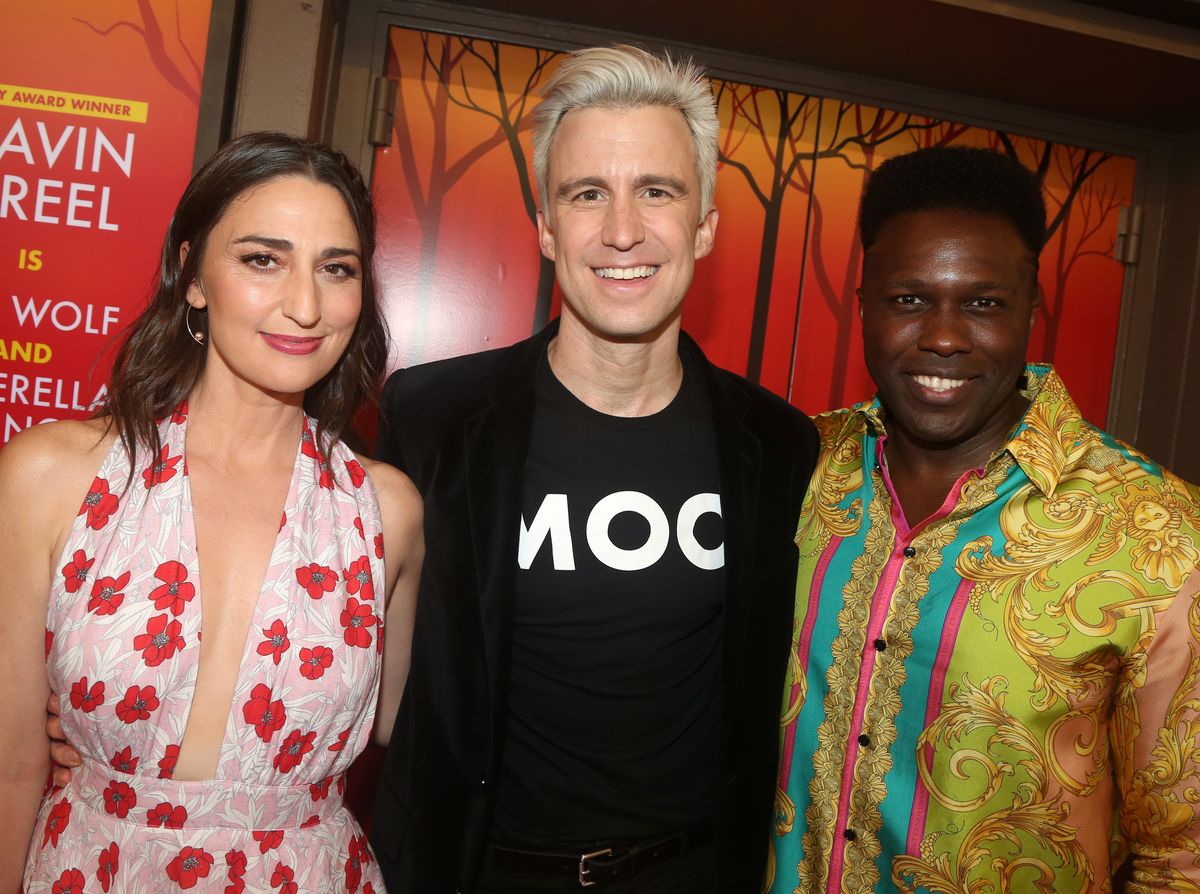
[903,546,916,558]
[874,638,886,651]
[858,734,871,747]
[844,828,857,841]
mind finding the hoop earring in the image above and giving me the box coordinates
[185,304,205,345]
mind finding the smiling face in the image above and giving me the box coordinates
[186,175,363,400]
[858,208,1039,457]
[537,105,718,344]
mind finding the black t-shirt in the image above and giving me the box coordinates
[490,351,725,846]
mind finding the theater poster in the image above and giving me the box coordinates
[0,1,213,442]
[372,28,1134,426]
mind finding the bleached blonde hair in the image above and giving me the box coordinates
[532,45,719,218]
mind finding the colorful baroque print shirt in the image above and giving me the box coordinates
[768,365,1200,894]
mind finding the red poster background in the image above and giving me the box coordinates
[373,29,1134,427]
[0,1,212,443]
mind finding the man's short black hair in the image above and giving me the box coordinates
[858,146,1047,258]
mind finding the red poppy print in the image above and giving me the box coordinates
[142,444,184,488]
[300,424,319,459]
[159,743,180,778]
[340,598,376,648]
[88,570,130,615]
[257,619,291,665]
[343,557,375,601]
[43,798,70,847]
[346,458,366,488]
[301,814,320,828]
[116,684,160,723]
[69,676,105,713]
[328,728,350,752]
[166,846,214,889]
[242,683,286,742]
[79,477,119,529]
[134,613,185,666]
[102,779,137,819]
[354,515,365,539]
[273,729,316,774]
[52,868,85,894]
[45,627,53,658]
[374,532,384,560]
[225,848,247,894]
[309,776,332,801]
[253,829,284,853]
[171,401,188,424]
[299,645,334,680]
[272,863,298,894]
[62,549,95,594]
[296,563,338,600]
[345,835,372,892]
[111,746,139,774]
[279,510,287,532]
[363,885,377,894]
[147,801,188,828]
[97,842,120,893]
[345,835,370,892]
[149,560,196,616]
[300,424,334,489]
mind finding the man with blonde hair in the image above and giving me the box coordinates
[371,44,817,891]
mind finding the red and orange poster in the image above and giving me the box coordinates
[373,28,1134,426]
[0,1,212,442]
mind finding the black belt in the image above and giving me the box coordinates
[490,820,714,888]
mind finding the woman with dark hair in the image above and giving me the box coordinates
[0,132,421,892]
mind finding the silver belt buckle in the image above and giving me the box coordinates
[579,847,613,887]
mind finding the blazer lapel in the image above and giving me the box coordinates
[462,324,556,748]
[687,337,761,761]
[464,391,533,716]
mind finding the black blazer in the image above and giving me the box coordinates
[370,322,818,893]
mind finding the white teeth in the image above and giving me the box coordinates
[914,374,967,392]
[594,265,659,280]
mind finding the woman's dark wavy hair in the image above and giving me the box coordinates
[102,131,386,472]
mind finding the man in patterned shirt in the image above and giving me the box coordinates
[769,146,1200,894]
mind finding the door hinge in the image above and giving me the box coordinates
[368,75,398,147]
[1114,205,1143,265]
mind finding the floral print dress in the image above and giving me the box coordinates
[24,404,389,893]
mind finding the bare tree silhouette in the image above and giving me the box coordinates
[990,134,1119,359]
[75,0,201,106]
[1045,169,1122,356]
[992,132,1113,246]
[386,33,515,347]
[428,38,560,330]
[805,108,967,406]
[715,85,963,390]
[714,82,818,382]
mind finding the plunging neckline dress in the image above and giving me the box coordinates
[24,404,389,893]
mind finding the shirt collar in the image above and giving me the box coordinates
[845,363,1099,497]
